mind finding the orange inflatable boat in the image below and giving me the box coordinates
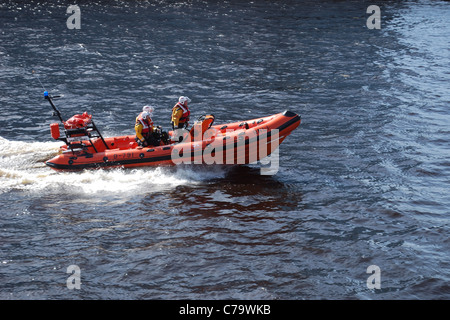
[43,91,301,171]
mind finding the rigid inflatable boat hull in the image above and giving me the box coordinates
[45,110,300,171]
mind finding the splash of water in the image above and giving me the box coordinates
[0,137,229,195]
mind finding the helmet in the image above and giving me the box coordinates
[142,105,154,114]
[178,96,191,105]
[141,111,151,119]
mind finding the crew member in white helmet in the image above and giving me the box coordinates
[171,96,191,130]
[135,107,155,147]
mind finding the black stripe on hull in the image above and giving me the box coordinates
[46,154,173,171]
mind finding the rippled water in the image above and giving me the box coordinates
[0,0,449,300]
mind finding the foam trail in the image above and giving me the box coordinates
[0,136,63,168]
[0,137,229,195]
[0,137,62,192]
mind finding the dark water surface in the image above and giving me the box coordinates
[0,0,449,299]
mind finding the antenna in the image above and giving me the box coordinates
[32,70,46,91]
